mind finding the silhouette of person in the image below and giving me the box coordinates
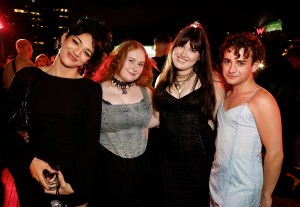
[151,34,172,85]
[256,46,300,172]
[34,53,50,67]
[49,54,56,65]
[2,39,34,91]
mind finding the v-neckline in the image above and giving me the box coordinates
[165,87,201,100]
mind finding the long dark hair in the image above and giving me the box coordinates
[154,21,216,121]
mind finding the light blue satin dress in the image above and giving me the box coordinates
[209,88,263,207]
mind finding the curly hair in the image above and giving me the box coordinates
[219,32,266,65]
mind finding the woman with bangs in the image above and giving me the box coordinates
[153,21,225,207]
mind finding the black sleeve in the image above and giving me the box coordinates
[69,81,102,199]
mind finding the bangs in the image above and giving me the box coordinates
[176,28,204,53]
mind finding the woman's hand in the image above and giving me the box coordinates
[44,171,74,195]
[29,157,56,190]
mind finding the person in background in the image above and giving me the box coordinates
[153,34,173,66]
[0,16,112,207]
[89,40,159,207]
[152,34,172,85]
[0,60,5,103]
[35,53,50,67]
[147,34,173,202]
[49,54,56,65]
[256,46,300,171]
[2,39,34,91]
[209,32,283,207]
[153,21,225,207]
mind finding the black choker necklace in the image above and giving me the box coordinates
[111,77,134,94]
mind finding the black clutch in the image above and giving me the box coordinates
[8,73,32,131]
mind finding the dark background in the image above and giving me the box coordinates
[69,1,299,44]
[1,0,299,61]
[68,1,300,60]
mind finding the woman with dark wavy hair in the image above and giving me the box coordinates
[153,21,225,206]
[0,16,111,207]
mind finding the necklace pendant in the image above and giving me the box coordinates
[111,77,134,95]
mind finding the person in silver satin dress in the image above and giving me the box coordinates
[209,32,283,207]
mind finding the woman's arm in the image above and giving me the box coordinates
[146,87,160,129]
[67,83,102,196]
[148,108,160,129]
[212,70,225,119]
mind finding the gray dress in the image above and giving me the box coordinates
[90,86,152,207]
[209,88,263,207]
[100,86,151,158]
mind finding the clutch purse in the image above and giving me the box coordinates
[8,72,32,131]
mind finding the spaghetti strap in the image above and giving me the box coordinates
[247,88,261,103]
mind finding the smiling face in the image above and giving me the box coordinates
[171,41,200,72]
[118,48,145,82]
[59,33,95,68]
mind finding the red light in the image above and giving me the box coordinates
[256,27,265,35]
[0,22,3,30]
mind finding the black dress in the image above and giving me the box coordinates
[157,88,215,207]
[0,67,102,207]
